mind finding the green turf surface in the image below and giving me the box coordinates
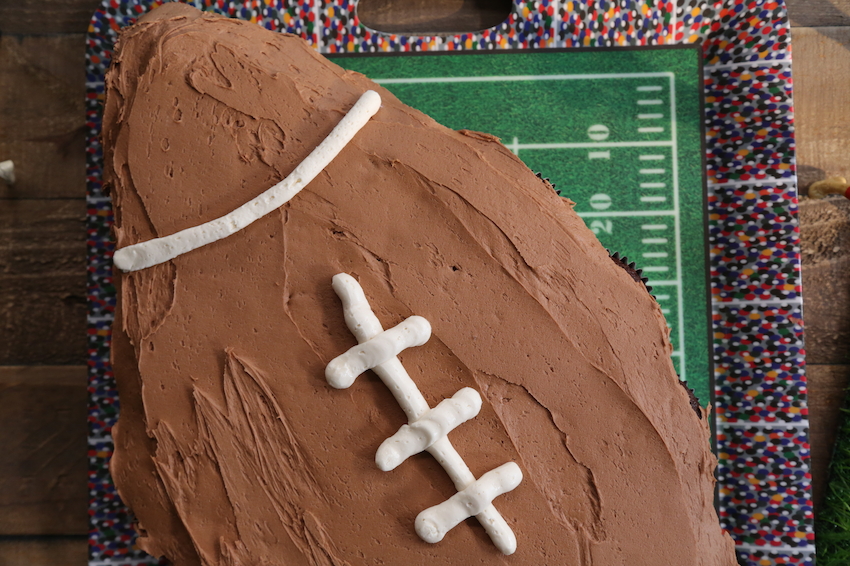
[331,47,711,403]
[817,401,850,565]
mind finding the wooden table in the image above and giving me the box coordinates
[0,0,848,562]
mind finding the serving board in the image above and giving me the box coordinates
[85,1,812,565]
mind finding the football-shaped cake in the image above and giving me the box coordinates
[105,4,737,565]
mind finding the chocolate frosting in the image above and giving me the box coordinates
[105,5,737,565]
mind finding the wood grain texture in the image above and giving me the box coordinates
[0,366,88,536]
[799,196,850,364]
[0,35,87,199]
[0,0,104,35]
[807,365,850,513]
[793,27,850,192]
[0,537,87,566]
[787,0,850,27]
[0,200,87,365]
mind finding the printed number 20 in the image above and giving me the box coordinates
[590,220,613,235]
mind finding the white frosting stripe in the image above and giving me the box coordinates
[325,316,431,389]
[113,90,382,272]
[376,387,482,472]
[415,462,523,545]
[327,273,522,555]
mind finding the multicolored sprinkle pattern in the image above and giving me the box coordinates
[705,64,795,185]
[85,0,810,564]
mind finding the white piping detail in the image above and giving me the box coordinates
[113,91,381,272]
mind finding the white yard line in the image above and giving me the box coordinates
[718,421,809,428]
[668,74,686,383]
[668,3,677,46]
[704,59,791,71]
[551,2,560,48]
[712,298,803,308]
[708,177,793,188]
[314,0,322,50]
[733,542,815,554]
[577,210,676,218]
[519,140,673,149]
[374,72,676,84]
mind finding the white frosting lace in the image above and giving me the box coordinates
[326,273,522,555]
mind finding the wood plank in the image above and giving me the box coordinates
[790,25,850,517]
[0,537,87,566]
[807,364,850,513]
[787,0,850,27]
[0,200,87,365]
[0,0,104,35]
[793,27,850,192]
[799,196,850,364]
[0,366,88,536]
[0,35,87,199]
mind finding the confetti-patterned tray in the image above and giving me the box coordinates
[85,1,811,565]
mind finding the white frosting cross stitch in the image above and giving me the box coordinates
[326,273,523,555]
[376,387,481,472]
